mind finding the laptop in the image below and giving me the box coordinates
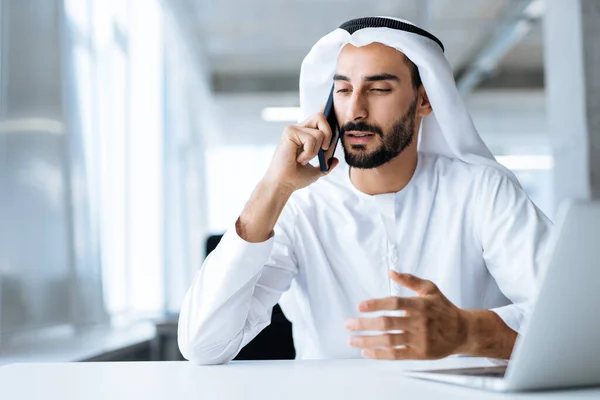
[404,200,600,392]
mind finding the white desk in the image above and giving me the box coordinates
[1,358,598,399]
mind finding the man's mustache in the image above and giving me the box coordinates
[340,122,383,137]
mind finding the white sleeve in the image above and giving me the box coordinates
[177,205,298,365]
[478,169,553,333]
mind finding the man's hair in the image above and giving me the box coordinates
[403,55,422,91]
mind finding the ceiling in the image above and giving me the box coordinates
[170,0,545,93]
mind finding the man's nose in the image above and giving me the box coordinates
[345,92,368,122]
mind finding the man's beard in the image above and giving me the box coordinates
[340,97,418,169]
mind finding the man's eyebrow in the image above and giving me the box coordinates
[332,73,400,82]
[333,74,349,81]
[364,73,400,82]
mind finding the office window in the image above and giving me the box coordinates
[0,0,212,349]
[128,0,164,314]
[90,0,165,318]
[66,0,166,324]
[92,0,130,316]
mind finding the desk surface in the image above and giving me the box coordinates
[1,358,598,399]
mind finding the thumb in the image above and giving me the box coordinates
[389,271,438,296]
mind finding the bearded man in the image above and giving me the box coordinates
[178,17,552,365]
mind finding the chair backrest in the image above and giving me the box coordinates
[205,234,224,256]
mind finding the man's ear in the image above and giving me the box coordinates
[418,87,433,117]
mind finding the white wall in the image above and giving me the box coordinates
[466,89,549,155]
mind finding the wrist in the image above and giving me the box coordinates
[236,179,294,243]
[456,309,476,355]
[259,177,296,197]
[454,309,517,359]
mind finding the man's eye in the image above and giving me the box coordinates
[371,88,391,92]
[336,88,350,93]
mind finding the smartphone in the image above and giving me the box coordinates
[317,84,340,172]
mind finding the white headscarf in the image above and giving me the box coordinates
[299,17,519,184]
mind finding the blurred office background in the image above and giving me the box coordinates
[0,0,597,362]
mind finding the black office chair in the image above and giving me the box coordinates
[205,234,296,360]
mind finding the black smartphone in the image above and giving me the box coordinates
[317,84,340,172]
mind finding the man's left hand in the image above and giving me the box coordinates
[345,271,470,360]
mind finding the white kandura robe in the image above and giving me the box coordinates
[178,152,553,365]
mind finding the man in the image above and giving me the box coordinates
[178,17,552,365]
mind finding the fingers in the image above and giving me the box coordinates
[361,347,414,360]
[299,112,333,151]
[358,296,420,313]
[389,271,439,296]
[296,133,317,165]
[348,333,410,349]
[291,126,328,165]
[345,316,411,332]
[289,110,335,165]
[314,114,333,151]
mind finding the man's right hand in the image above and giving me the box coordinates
[263,112,339,193]
[236,112,339,243]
